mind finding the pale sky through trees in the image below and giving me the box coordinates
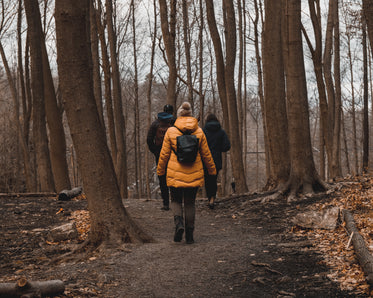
[0,0,366,112]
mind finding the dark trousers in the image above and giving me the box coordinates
[170,187,198,229]
[204,169,219,199]
[156,154,169,207]
[158,175,169,207]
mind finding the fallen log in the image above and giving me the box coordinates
[58,187,83,201]
[342,209,373,286]
[0,278,64,297]
[0,192,56,198]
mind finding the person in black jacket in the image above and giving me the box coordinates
[203,114,231,209]
[147,104,175,210]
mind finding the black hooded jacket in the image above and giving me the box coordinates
[202,120,231,172]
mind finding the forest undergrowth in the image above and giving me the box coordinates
[1,175,373,297]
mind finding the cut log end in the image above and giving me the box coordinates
[58,187,83,201]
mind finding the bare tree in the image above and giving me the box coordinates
[363,0,373,51]
[159,0,177,108]
[182,0,193,105]
[145,0,158,199]
[362,17,369,172]
[262,0,290,190]
[24,0,55,192]
[131,0,141,198]
[90,0,105,129]
[96,0,117,162]
[106,0,128,198]
[303,0,328,180]
[55,0,152,247]
[282,0,326,200]
[206,0,248,194]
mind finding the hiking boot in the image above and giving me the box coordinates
[173,216,184,242]
[161,206,170,211]
[185,227,194,244]
[208,197,215,209]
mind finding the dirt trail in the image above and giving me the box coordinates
[0,194,364,297]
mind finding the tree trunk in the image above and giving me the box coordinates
[262,0,290,190]
[323,0,336,179]
[283,0,326,199]
[341,111,351,174]
[41,24,71,192]
[16,0,35,191]
[346,30,359,175]
[198,0,204,125]
[24,0,55,192]
[145,0,158,199]
[237,0,244,145]
[159,0,177,108]
[55,0,152,246]
[90,0,105,129]
[0,42,34,192]
[223,0,248,194]
[131,0,141,198]
[205,0,230,134]
[106,0,128,198]
[96,0,117,163]
[306,0,328,180]
[182,0,193,105]
[331,0,342,178]
[362,18,369,173]
[363,0,373,52]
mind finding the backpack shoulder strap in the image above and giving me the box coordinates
[174,125,184,134]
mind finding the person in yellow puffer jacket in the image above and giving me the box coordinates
[157,102,216,244]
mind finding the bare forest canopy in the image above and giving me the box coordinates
[0,0,372,200]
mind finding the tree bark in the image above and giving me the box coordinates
[323,0,337,179]
[182,0,193,105]
[198,0,205,125]
[159,0,177,108]
[24,0,55,192]
[331,0,342,178]
[346,30,359,174]
[362,18,369,173]
[41,22,71,193]
[262,0,290,190]
[90,0,105,129]
[106,0,128,198]
[205,0,230,134]
[306,0,328,180]
[222,0,248,193]
[96,0,117,162]
[145,0,158,199]
[55,0,152,246]
[131,0,141,198]
[283,0,326,199]
[363,0,373,52]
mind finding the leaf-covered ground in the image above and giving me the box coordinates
[0,177,372,297]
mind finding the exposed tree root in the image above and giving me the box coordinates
[49,239,92,265]
[257,175,330,204]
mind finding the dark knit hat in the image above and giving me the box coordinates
[163,104,174,114]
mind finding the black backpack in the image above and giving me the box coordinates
[172,127,199,163]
